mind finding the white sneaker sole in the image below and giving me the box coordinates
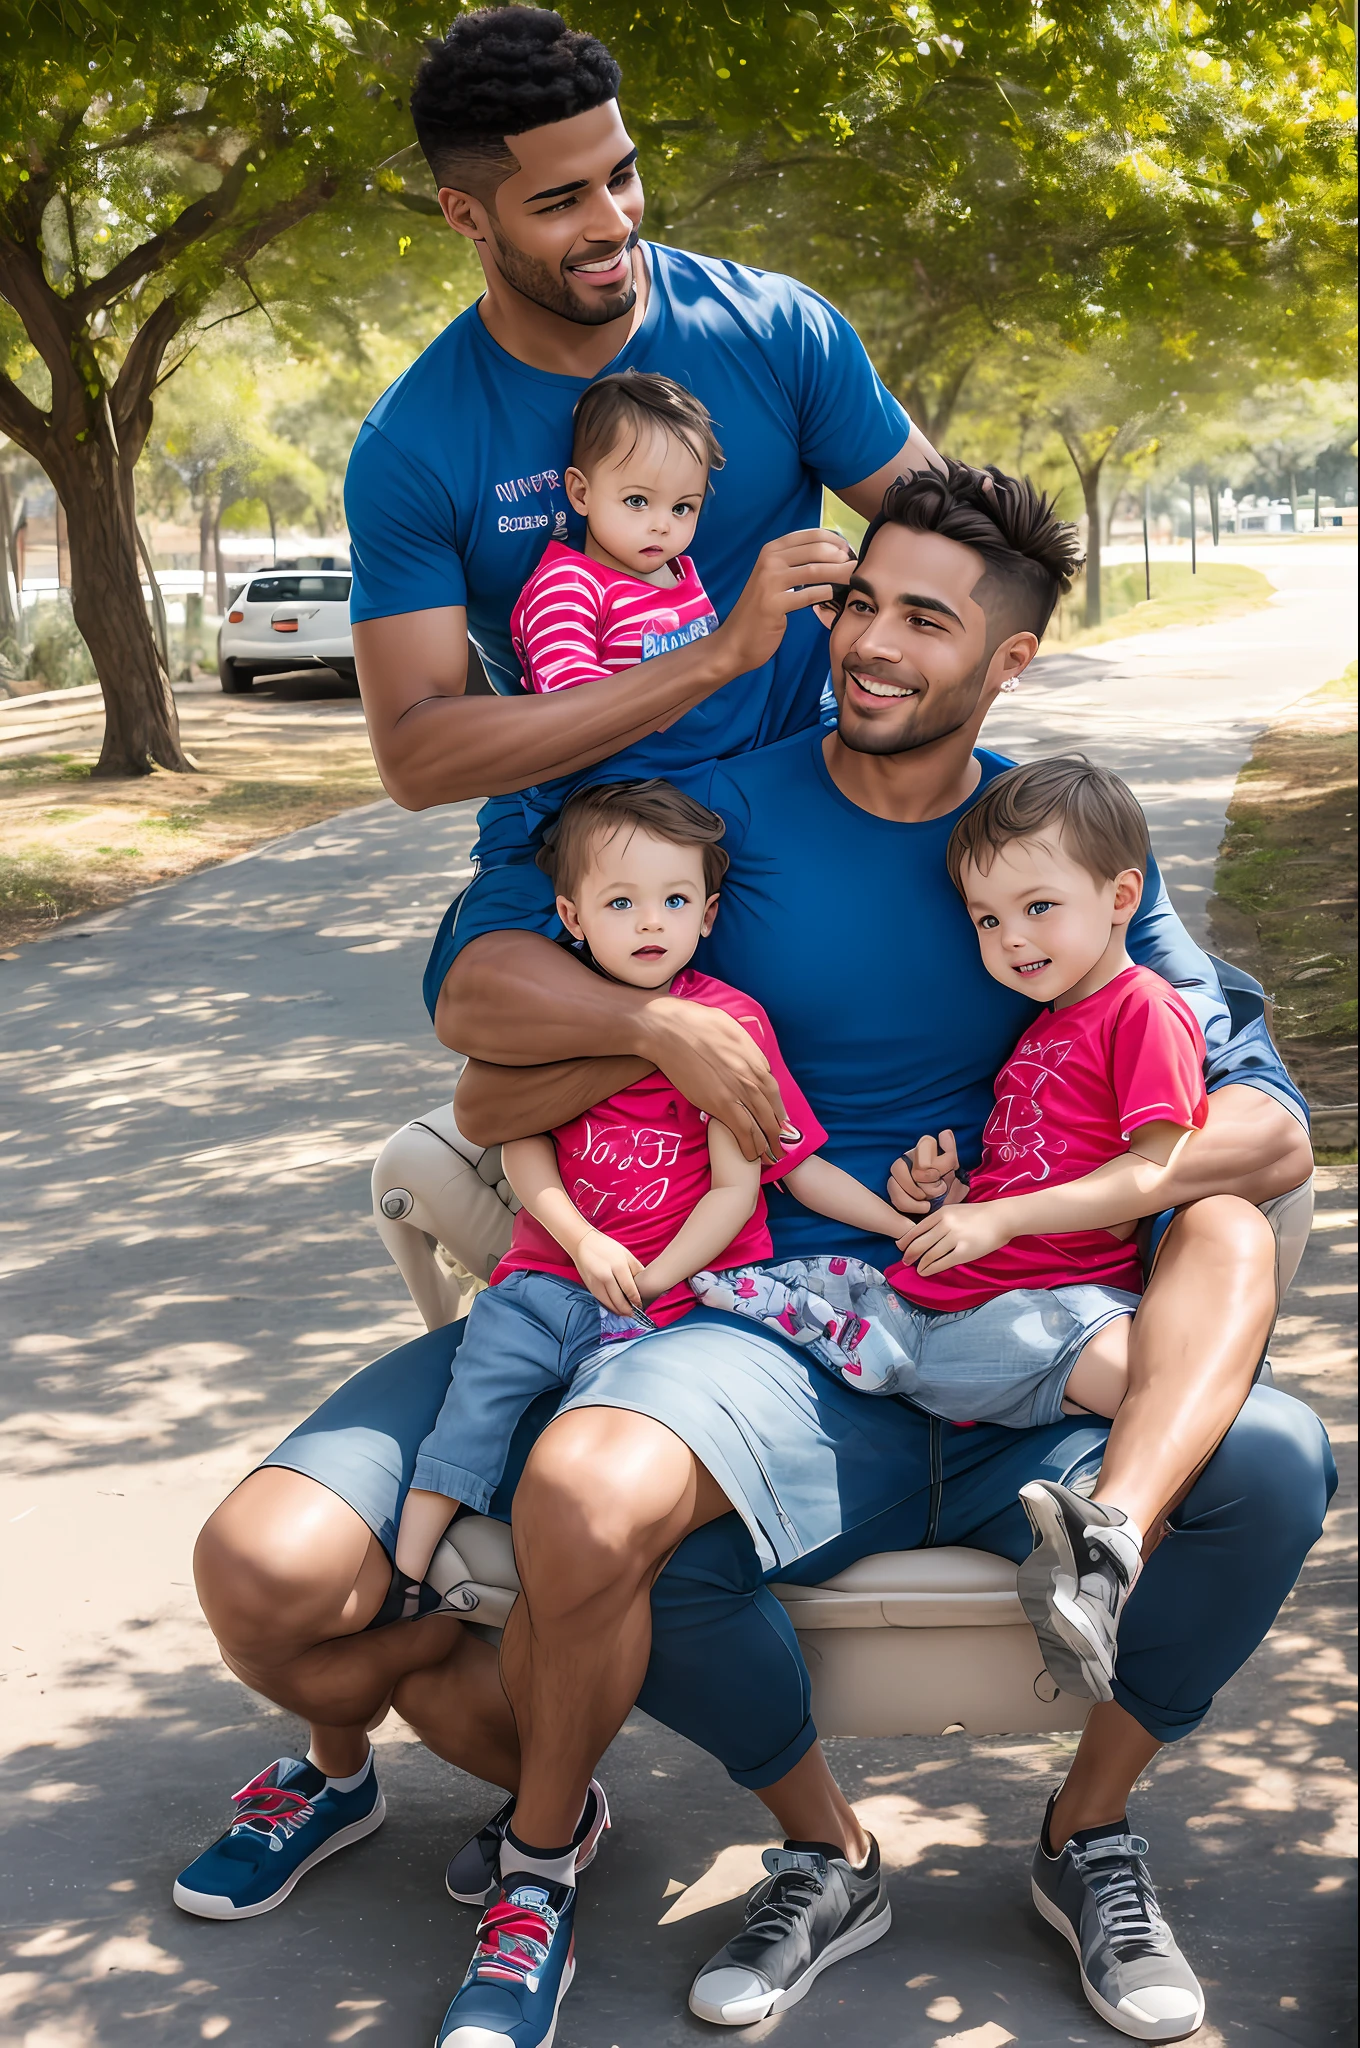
[438,1950,575,2048]
[688,1893,891,2026]
[172,1790,386,1920]
[1031,1878,1204,2042]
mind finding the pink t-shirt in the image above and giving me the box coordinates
[889,965,1208,1312]
[493,968,826,1325]
[510,540,719,695]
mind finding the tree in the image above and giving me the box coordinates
[0,1,445,774]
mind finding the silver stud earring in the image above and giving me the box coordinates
[1000,677,1019,693]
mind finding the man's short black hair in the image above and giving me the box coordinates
[412,7,622,196]
[859,459,1084,640]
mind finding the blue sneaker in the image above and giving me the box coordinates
[172,1755,385,1920]
[437,1878,576,2047]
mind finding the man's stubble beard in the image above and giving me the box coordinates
[487,216,640,328]
[834,650,992,759]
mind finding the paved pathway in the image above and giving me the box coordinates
[1,541,1355,2047]
[1017,539,1356,942]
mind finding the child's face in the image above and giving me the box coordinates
[565,426,708,577]
[557,825,718,988]
[960,832,1143,1006]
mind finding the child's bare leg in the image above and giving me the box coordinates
[395,1487,462,1583]
[1089,1195,1277,1536]
[1061,1318,1130,1420]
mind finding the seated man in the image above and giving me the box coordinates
[428,463,1332,2043]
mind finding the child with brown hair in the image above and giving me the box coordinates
[379,777,912,1633]
[702,758,1279,1703]
[510,370,723,695]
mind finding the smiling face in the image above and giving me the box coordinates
[960,831,1144,1007]
[566,425,708,579]
[438,101,644,327]
[825,524,1038,758]
[557,824,719,988]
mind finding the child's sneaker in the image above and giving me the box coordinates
[1018,1481,1143,1701]
[172,1755,384,1919]
[436,1877,576,2046]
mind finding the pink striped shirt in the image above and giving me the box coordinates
[510,540,719,695]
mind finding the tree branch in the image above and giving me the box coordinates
[0,370,51,462]
[74,153,254,319]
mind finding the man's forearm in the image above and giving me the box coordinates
[456,1054,652,1148]
[439,931,655,1064]
[381,633,733,810]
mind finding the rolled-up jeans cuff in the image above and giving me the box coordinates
[725,1713,819,1791]
[410,1455,493,1515]
[1110,1678,1209,1744]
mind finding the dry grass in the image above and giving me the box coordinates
[0,679,385,951]
[1209,662,1358,1155]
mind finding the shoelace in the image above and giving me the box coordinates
[743,1860,826,1942]
[1070,1833,1169,1958]
[470,1898,555,1988]
[230,1769,316,1842]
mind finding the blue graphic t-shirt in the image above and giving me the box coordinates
[347,242,910,883]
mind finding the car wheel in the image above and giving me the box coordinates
[219,657,254,693]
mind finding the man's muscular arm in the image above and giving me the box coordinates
[835,430,943,517]
[355,529,854,811]
[443,931,787,1162]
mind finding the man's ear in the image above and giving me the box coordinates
[556,893,587,942]
[700,893,721,937]
[1110,868,1144,929]
[438,186,491,244]
[565,467,591,518]
[988,628,1039,693]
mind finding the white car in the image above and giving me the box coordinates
[217,564,355,692]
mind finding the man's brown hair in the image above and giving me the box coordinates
[572,371,725,478]
[947,757,1150,895]
[537,779,731,900]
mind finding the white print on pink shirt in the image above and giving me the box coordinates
[570,1174,672,1219]
[576,1119,683,1174]
[980,1032,1076,1192]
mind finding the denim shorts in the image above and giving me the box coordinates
[692,1258,1140,1430]
[411,1268,610,1513]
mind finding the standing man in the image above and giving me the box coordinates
[346,4,938,1032]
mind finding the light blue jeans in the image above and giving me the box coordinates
[691,1257,1139,1429]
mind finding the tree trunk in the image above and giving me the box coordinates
[0,472,17,641]
[199,499,212,601]
[1080,463,1104,627]
[48,429,194,776]
[266,499,277,565]
[212,499,227,617]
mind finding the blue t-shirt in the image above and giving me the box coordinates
[347,243,911,883]
[428,727,1306,1260]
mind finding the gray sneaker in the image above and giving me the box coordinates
[1018,1479,1143,1701]
[688,1838,890,2027]
[1032,1795,1204,2041]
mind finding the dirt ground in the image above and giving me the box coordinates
[1210,662,1358,1155]
[0,674,384,952]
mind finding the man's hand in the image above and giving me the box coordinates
[889,1130,961,1216]
[895,1197,1016,1277]
[573,1230,646,1315]
[714,528,856,680]
[642,996,788,1164]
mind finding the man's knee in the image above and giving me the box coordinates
[514,1413,689,1600]
[1173,1191,1277,1269]
[194,1469,378,1656]
[1192,1385,1336,1550]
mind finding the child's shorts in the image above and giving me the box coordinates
[690,1257,1140,1430]
[412,1268,615,1511]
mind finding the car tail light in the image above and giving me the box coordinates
[272,619,299,632]
[228,610,244,623]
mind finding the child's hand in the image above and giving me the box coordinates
[895,1198,1017,1276]
[574,1231,646,1315]
[889,1130,960,1215]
